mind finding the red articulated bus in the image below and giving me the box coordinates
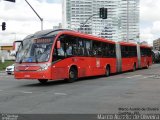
[14,29,152,83]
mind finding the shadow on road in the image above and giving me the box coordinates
[20,75,106,87]
[19,66,154,88]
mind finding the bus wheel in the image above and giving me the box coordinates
[68,67,78,83]
[38,79,48,84]
[105,66,110,77]
[133,64,136,71]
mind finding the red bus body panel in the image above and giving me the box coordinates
[15,57,117,80]
[51,57,117,80]
[121,57,138,71]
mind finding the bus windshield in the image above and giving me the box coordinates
[16,37,55,63]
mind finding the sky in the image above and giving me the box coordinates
[0,0,159,45]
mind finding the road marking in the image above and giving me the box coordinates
[54,93,67,96]
[126,75,142,78]
[148,75,160,79]
[127,75,157,80]
[21,91,33,94]
[148,75,155,77]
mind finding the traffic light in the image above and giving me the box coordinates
[2,22,6,31]
[99,8,107,19]
[4,0,15,2]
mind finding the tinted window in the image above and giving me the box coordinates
[140,47,152,57]
[121,45,137,58]
[54,34,116,59]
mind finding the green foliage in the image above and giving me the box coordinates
[0,60,14,71]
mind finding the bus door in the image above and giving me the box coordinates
[52,39,67,80]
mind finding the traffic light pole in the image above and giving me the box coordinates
[80,14,98,28]
[24,0,43,30]
[1,22,6,31]
[80,8,107,30]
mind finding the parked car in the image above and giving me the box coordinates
[5,64,14,75]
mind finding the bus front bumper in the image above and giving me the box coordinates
[14,70,51,80]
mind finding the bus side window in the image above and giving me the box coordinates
[140,48,145,57]
[72,40,78,56]
[125,46,128,57]
[101,43,107,57]
[85,40,91,56]
[109,44,115,58]
[92,41,97,56]
[57,37,65,56]
[147,48,152,57]
[93,41,102,57]
[121,45,126,58]
[66,43,72,55]
[64,35,79,56]
[77,39,84,56]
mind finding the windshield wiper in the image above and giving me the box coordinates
[35,53,38,63]
[19,59,22,64]
[34,47,39,63]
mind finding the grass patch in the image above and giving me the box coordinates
[0,60,14,71]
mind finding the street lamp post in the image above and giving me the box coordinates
[127,0,129,42]
[25,0,43,30]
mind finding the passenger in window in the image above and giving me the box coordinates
[66,43,72,55]
[72,44,78,55]
[58,47,65,56]
[57,43,65,56]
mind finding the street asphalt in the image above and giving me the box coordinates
[0,64,160,116]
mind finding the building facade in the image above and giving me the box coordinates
[0,43,15,60]
[62,0,139,42]
[153,38,160,50]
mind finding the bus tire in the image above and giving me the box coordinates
[67,67,78,83]
[105,66,110,77]
[38,79,48,84]
[133,63,136,71]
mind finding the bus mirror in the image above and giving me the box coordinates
[57,41,61,49]
[10,51,16,57]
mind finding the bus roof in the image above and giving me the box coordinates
[24,29,116,44]
[57,30,116,44]
[140,44,152,48]
[118,41,137,46]
[23,34,34,40]
[33,29,72,38]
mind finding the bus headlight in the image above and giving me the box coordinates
[38,63,51,71]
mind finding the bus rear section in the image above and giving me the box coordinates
[118,42,138,72]
[115,42,152,72]
[139,45,152,68]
